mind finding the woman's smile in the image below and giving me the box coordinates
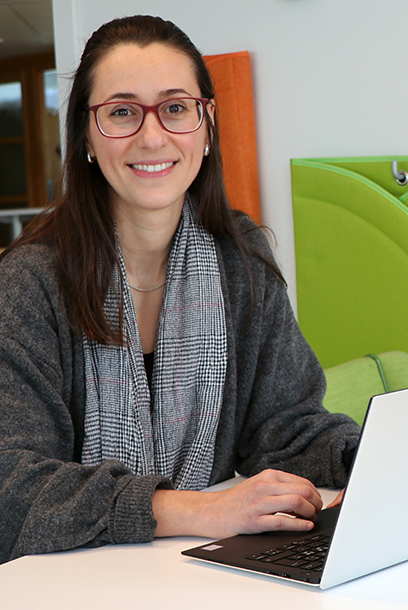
[129,161,176,174]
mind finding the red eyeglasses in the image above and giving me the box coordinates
[88,97,211,138]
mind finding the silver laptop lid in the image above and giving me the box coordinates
[321,388,408,589]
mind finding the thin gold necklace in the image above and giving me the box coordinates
[128,279,166,292]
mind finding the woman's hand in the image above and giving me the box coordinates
[152,469,323,539]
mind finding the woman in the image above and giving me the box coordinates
[0,15,360,564]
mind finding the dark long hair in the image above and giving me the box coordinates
[0,15,285,344]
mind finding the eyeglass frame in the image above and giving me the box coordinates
[88,97,212,139]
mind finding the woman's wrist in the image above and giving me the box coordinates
[152,488,219,538]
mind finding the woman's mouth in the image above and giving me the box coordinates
[130,161,175,173]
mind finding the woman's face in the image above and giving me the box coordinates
[86,42,211,219]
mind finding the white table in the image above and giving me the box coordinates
[0,481,407,610]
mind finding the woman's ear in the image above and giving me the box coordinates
[85,137,96,160]
[207,100,215,132]
[205,100,216,150]
[208,99,216,115]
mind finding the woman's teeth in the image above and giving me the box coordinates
[131,162,174,173]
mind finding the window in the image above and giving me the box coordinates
[0,81,26,207]
[0,52,58,248]
[43,69,61,203]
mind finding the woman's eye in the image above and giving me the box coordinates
[165,103,186,114]
[112,106,133,117]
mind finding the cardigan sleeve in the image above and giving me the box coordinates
[0,245,172,565]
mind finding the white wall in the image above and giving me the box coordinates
[52,0,408,310]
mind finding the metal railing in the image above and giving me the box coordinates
[0,208,43,240]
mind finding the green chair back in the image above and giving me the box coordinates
[292,156,408,369]
[323,351,408,426]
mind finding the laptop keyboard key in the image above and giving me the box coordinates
[246,532,330,574]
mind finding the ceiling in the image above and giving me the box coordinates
[0,0,54,60]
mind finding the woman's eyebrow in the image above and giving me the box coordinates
[159,88,193,98]
[104,92,137,102]
[103,89,194,103]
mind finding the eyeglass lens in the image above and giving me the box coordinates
[96,98,204,136]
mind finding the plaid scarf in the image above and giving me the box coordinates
[81,198,227,490]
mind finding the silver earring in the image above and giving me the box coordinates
[204,144,210,157]
[87,152,95,163]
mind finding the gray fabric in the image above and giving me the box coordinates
[0,215,361,565]
[82,199,227,490]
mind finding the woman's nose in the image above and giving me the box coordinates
[136,110,168,147]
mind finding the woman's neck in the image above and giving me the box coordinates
[115,203,184,354]
[115,204,182,288]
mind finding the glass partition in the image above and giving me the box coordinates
[0,80,27,246]
[42,69,61,202]
[0,81,26,205]
[0,81,23,137]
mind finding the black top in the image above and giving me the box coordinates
[143,352,154,392]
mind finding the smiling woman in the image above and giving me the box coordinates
[0,15,360,565]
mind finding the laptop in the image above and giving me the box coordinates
[182,388,408,589]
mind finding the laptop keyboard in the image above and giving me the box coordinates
[246,534,331,573]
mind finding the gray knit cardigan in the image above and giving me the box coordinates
[0,220,360,564]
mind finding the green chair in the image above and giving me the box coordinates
[291,156,408,369]
[323,351,408,426]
